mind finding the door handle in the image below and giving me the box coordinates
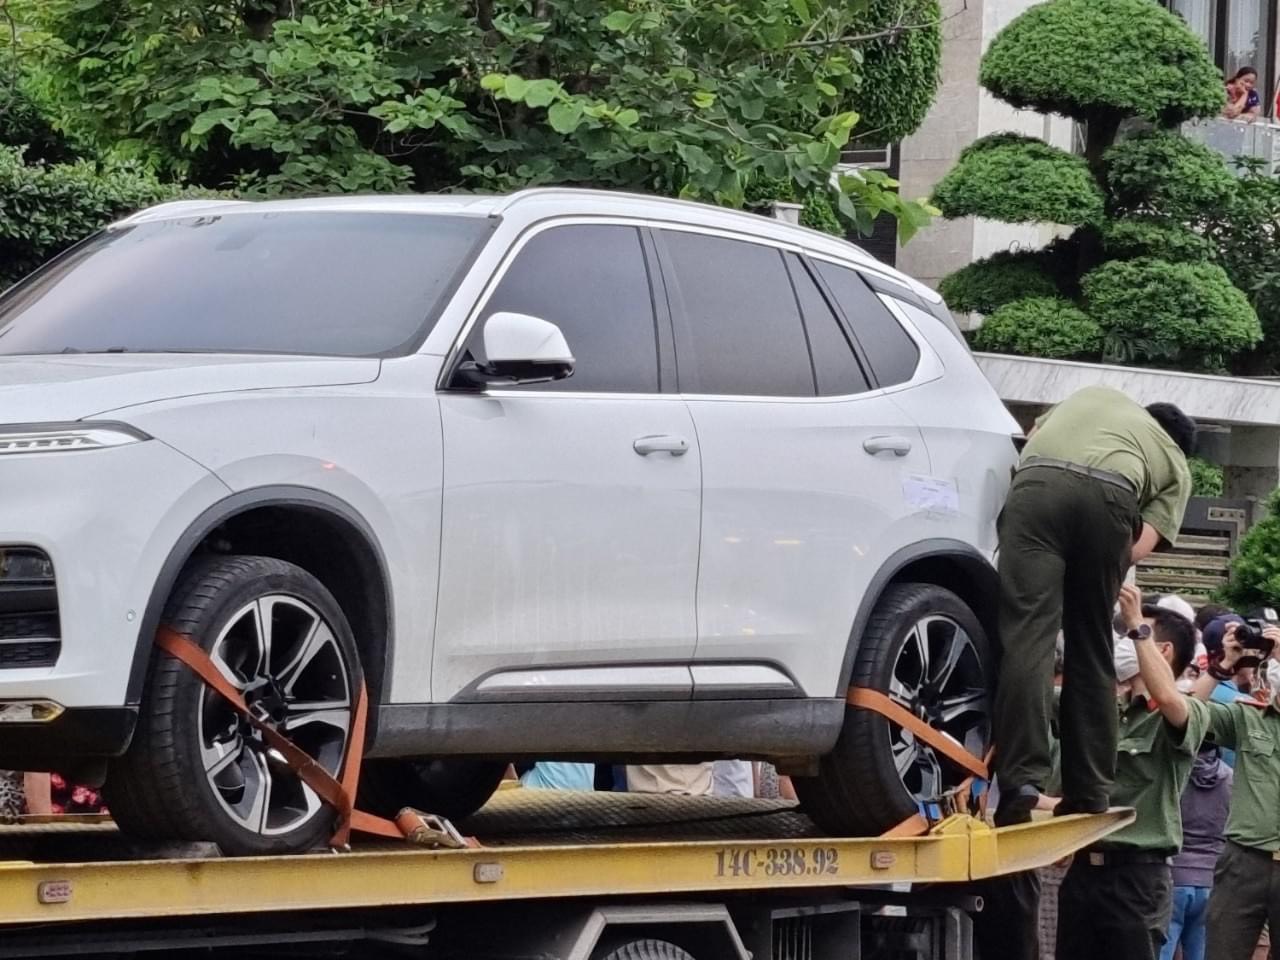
[633,435,690,457]
[863,435,913,457]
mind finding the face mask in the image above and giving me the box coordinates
[1177,676,1196,694]
[1114,636,1139,682]
[1266,660,1280,705]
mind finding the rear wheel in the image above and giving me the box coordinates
[358,758,506,822]
[107,556,361,856]
[796,582,991,836]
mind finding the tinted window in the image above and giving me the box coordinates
[0,212,489,357]
[660,231,814,397]
[475,225,659,393]
[785,254,872,396]
[814,260,920,387]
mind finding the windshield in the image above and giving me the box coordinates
[0,211,491,357]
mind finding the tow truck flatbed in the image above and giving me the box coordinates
[0,789,1130,957]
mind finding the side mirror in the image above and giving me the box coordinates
[456,311,576,387]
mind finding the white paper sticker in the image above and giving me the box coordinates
[903,475,960,514]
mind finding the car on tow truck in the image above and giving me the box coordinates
[0,189,1019,855]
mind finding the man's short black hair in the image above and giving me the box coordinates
[1146,402,1197,457]
[1144,604,1198,676]
[1196,602,1232,631]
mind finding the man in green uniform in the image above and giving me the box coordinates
[1199,628,1280,958]
[1057,585,1207,960]
[993,386,1195,824]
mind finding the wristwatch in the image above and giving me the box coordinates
[1127,623,1153,642]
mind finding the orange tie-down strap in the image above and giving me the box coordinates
[848,687,993,839]
[155,627,475,850]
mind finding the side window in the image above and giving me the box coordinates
[660,231,815,397]
[814,260,920,388]
[475,224,660,393]
[785,254,872,396]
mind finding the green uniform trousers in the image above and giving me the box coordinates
[993,465,1139,810]
[1206,840,1280,959]
[1058,855,1173,960]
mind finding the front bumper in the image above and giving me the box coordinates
[0,706,136,767]
[0,437,228,719]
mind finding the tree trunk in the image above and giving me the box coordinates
[1076,109,1123,282]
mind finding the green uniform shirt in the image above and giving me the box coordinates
[1103,695,1211,851]
[1025,386,1192,545]
[1205,697,1280,852]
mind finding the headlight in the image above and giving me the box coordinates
[0,422,150,455]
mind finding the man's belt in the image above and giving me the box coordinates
[1019,456,1136,495]
[1081,846,1173,866]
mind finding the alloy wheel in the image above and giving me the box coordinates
[885,614,989,802]
[196,595,352,836]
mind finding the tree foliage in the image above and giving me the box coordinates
[972,296,1102,360]
[934,0,1259,373]
[1101,217,1213,263]
[851,0,943,143]
[978,0,1223,127]
[1104,131,1236,222]
[0,146,204,287]
[937,250,1059,315]
[1082,258,1261,369]
[14,0,943,239]
[1188,456,1224,498]
[931,133,1104,225]
[1219,488,1280,611]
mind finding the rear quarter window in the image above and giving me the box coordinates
[813,260,920,388]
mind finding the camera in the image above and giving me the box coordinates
[1234,609,1279,668]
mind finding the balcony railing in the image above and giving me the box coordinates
[1181,117,1280,174]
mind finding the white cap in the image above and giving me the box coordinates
[1157,594,1197,624]
[1114,635,1139,682]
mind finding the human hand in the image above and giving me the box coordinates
[1220,622,1244,670]
[1118,583,1144,633]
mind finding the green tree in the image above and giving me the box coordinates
[931,0,1262,371]
[15,0,944,240]
[1220,488,1280,611]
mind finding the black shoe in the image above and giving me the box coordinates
[1053,797,1108,818]
[994,784,1040,827]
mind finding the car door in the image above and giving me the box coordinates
[433,222,701,702]
[653,229,933,702]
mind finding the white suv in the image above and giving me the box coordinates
[0,189,1018,853]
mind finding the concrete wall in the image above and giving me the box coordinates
[896,0,1075,302]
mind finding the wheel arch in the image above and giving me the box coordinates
[836,539,999,693]
[126,486,394,735]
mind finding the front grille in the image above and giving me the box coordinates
[0,548,60,670]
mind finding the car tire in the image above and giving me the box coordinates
[594,939,698,960]
[357,758,506,822]
[106,555,362,856]
[795,582,992,837]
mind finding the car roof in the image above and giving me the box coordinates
[120,188,939,303]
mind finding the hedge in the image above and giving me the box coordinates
[1219,488,1280,611]
[972,296,1102,360]
[1082,257,1262,366]
[1101,217,1214,264]
[938,250,1060,314]
[1104,131,1237,222]
[931,133,1105,226]
[979,0,1224,126]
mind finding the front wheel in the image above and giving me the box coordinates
[796,582,992,836]
[107,556,362,856]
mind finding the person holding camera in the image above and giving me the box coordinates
[1057,584,1209,960]
[1196,616,1280,959]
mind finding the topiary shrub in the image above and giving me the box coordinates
[1188,457,1225,498]
[972,296,1103,360]
[1101,217,1213,263]
[1083,257,1262,368]
[1104,130,1236,222]
[1219,488,1280,611]
[850,0,943,142]
[938,250,1060,314]
[0,146,211,287]
[931,133,1105,225]
[743,175,843,236]
[978,0,1224,127]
